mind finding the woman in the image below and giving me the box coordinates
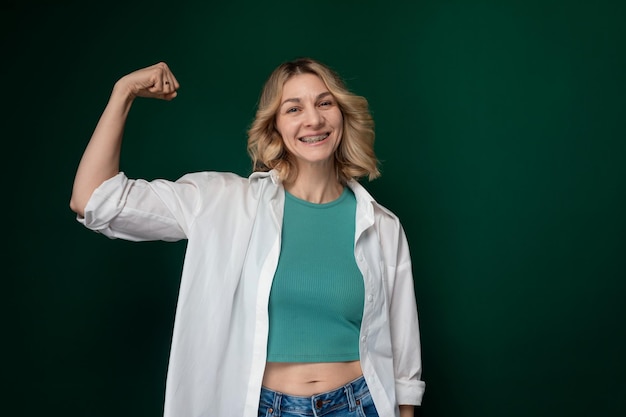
[70,58,425,417]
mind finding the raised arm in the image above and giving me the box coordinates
[69,62,180,217]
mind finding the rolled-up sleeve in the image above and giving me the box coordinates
[77,172,196,242]
[389,227,426,406]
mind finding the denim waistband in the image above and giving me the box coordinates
[259,375,370,416]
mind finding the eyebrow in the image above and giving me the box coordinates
[280,91,333,107]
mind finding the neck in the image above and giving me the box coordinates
[285,164,343,204]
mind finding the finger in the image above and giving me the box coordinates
[147,76,169,96]
[162,72,180,99]
[146,77,162,94]
[163,78,172,93]
[161,79,173,100]
[163,90,178,101]
[158,72,176,100]
[158,62,179,91]
[169,72,181,91]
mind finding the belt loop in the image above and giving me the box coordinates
[344,380,357,411]
[272,391,282,417]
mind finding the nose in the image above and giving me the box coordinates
[303,106,323,127]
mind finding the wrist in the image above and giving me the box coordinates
[112,78,138,103]
[399,405,414,417]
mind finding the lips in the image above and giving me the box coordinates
[299,133,329,144]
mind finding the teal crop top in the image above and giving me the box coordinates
[266,187,364,362]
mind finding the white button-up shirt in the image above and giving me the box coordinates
[78,170,425,417]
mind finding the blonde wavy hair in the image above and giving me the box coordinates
[247,58,380,184]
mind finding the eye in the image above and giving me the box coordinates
[286,107,299,114]
[319,99,337,109]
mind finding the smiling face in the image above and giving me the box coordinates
[275,73,344,174]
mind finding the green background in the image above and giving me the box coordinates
[4,0,625,416]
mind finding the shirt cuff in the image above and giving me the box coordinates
[396,379,426,406]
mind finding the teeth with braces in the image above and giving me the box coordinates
[299,133,329,143]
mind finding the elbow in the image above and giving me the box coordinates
[69,196,85,218]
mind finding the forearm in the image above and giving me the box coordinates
[70,84,134,216]
[400,405,414,417]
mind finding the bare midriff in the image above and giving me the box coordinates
[262,361,363,396]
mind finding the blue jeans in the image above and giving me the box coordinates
[258,375,380,417]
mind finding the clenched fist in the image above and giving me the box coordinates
[114,62,180,101]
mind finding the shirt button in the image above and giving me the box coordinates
[367,294,373,302]
[361,335,367,343]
